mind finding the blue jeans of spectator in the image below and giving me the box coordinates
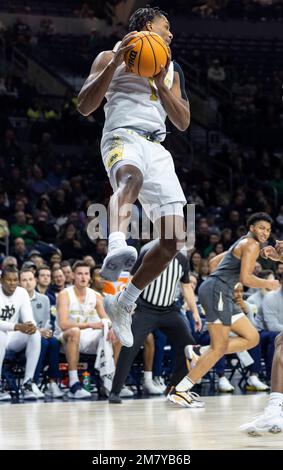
[34,336,61,383]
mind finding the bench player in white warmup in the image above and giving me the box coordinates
[56,261,115,398]
[78,7,190,348]
[0,266,41,400]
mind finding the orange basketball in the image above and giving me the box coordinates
[124,31,169,78]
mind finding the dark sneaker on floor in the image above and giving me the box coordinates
[109,392,122,404]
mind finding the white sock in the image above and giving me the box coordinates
[200,345,210,355]
[176,376,195,392]
[108,232,126,252]
[266,392,283,414]
[144,371,152,383]
[24,330,41,383]
[69,370,79,387]
[119,282,142,307]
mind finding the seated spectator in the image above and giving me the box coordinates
[0,266,41,400]
[57,223,85,260]
[61,261,74,287]
[28,250,45,270]
[49,249,62,267]
[208,59,226,83]
[36,265,56,307]
[10,211,39,246]
[50,268,66,296]
[246,270,278,381]
[262,273,283,334]
[19,269,63,398]
[1,256,18,270]
[11,237,28,269]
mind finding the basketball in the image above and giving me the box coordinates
[124,31,169,78]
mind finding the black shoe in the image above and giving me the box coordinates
[109,392,122,404]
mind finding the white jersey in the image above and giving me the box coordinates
[65,286,99,324]
[103,59,174,140]
[0,285,34,332]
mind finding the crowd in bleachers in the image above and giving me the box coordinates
[150,0,283,20]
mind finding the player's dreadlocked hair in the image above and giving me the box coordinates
[128,5,168,32]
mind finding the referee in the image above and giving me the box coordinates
[109,240,202,403]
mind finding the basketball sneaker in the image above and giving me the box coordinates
[246,375,269,391]
[45,382,64,398]
[153,376,166,393]
[240,409,283,436]
[100,246,138,282]
[104,293,134,347]
[68,381,91,399]
[218,376,235,393]
[120,386,134,398]
[21,380,37,400]
[167,388,205,408]
[143,379,163,395]
[31,382,45,399]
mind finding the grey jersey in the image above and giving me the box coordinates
[210,233,256,289]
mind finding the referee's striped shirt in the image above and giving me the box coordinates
[131,241,190,310]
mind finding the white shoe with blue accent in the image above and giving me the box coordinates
[100,246,138,281]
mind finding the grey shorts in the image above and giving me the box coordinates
[198,277,236,326]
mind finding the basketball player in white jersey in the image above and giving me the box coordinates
[0,266,41,400]
[56,261,115,399]
[78,7,190,348]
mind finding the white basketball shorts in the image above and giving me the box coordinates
[101,128,186,223]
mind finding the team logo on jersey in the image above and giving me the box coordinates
[105,136,124,170]
[0,305,15,321]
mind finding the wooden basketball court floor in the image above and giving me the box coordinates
[0,394,282,450]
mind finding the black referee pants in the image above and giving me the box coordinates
[111,301,195,394]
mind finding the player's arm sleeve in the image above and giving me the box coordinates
[20,290,36,324]
[0,321,15,332]
[173,61,188,101]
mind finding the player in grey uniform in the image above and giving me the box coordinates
[168,212,280,408]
